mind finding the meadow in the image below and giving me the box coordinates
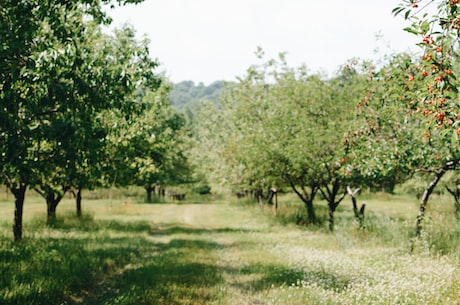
[0,189,459,305]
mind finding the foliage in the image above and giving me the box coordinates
[169,80,226,110]
[345,0,460,236]
[193,51,365,229]
[396,175,434,197]
[0,0,164,239]
[344,55,425,186]
[107,82,192,194]
[0,0,146,189]
[193,184,212,195]
[393,0,460,144]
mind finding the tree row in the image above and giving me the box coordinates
[1,1,190,241]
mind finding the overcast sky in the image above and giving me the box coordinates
[106,0,421,84]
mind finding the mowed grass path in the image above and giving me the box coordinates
[0,196,459,304]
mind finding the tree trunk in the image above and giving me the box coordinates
[305,200,316,224]
[413,160,460,238]
[158,186,165,198]
[267,188,274,205]
[347,186,366,229]
[76,187,82,217]
[146,186,153,203]
[328,205,335,231]
[47,196,59,225]
[254,188,263,204]
[288,179,318,224]
[11,184,27,242]
[41,189,67,225]
[321,180,346,231]
[414,171,445,237]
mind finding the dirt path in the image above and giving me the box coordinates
[73,201,459,305]
[142,203,299,304]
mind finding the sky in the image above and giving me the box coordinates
[106,0,422,85]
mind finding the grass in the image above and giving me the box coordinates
[0,190,459,304]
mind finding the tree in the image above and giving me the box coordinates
[30,20,160,222]
[316,67,367,230]
[343,57,416,200]
[0,0,154,240]
[196,51,363,228]
[188,100,232,194]
[116,84,192,202]
[347,36,459,238]
[393,0,460,236]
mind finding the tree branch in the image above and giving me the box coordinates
[336,190,347,205]
[34,187,45,198]
[346,186,361,197]
[2,172,13,189]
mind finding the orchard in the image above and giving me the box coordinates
[1,1,460,304]
[192,0,460,240]
[1,0,459,246]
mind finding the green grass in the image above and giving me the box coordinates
[0,191,459,304]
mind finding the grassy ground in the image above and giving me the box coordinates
[0,190,459,304]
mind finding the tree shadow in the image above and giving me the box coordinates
[31,217,147,233]
[71,238,227,305]
[2,209,360,305]
[233,263,353,293]
[28,214,260,237]
[80,263,221,305]
[148,225,257,236]
[1,219,355,305]
[0,233,230,305]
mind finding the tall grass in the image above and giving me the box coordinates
[269,191,460,256]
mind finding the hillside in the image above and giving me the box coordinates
[169,80,227,110]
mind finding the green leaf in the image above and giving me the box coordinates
[392,6,405,17]
[452,128,458,144]
[404,9,412,20]
[403,27,419,35]
[420,21,430,34]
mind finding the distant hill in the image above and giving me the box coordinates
[169,80,226,110]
